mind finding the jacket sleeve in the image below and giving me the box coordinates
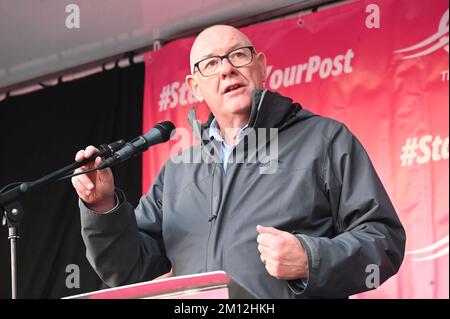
[80,165,171,288]
[293,123,406,297]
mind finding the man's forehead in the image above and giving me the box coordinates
[194,40,247,58]
[190,25,252,64]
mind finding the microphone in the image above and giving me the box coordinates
[97,121,175,170]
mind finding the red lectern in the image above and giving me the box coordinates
[64,271,255,299]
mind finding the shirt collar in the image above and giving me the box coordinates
[208,118,249,146]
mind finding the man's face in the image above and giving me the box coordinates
[186,26,267,122]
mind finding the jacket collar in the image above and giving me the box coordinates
[188,89,301,142]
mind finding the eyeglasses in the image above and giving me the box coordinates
[193,46,255,77]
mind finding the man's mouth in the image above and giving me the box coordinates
[223,84,244,94]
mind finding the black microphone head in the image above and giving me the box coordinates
[154,121,176,142]
[142,121,176,146]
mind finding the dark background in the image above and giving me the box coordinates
[0,63,144,298]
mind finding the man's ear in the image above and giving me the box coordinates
[255,52,267,84]
[186,75,204,102]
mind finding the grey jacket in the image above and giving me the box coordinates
[80,90,406,298]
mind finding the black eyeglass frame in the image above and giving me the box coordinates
[192,46,256,77]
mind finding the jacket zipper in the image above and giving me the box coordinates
[205,163,216,271]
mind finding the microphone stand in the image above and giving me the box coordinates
[0,140,124,299]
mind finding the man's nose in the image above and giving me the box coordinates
[219,58,236,77]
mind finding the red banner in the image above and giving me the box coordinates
[143,0,449,298]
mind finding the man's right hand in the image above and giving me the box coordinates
[71,145,116,213]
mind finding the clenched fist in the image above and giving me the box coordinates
[256,225,309,280]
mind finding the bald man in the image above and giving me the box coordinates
[73,25,405,298]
